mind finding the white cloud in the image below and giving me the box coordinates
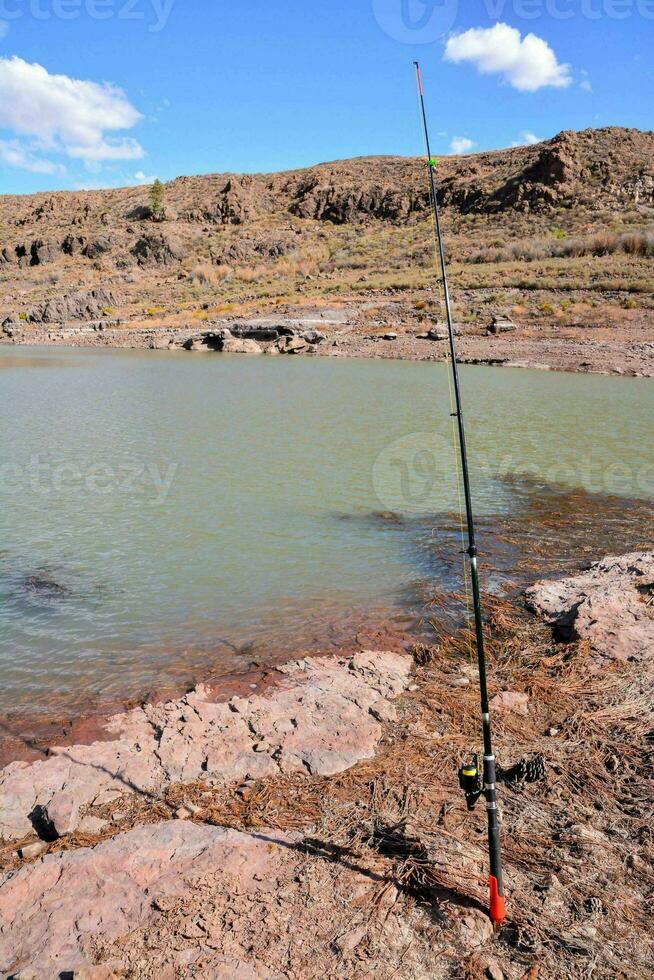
[0,56,143,169]
[0,138,65,174]
[512,130,542,147]
[135,170,157,184]
[449,136,475,155]
[445,23,572,92]
[580,79,593,93]
[67,138,144,162]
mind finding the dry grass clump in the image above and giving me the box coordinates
[234,263,268,283]
[469,228,654,265]
[189,262,231,286]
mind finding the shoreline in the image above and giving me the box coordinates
[2,479,653,772]
[3,305,653,377]
[0,619,413,770]
[1,550,653,977]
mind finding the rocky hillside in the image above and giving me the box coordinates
[0,127,652,336]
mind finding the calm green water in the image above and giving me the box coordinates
[0,347,652,719]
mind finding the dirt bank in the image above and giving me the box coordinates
[1,552,653,978]
[3,301,653,377]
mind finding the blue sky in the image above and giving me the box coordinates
[0,0,651,194]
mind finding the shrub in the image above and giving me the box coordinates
[190,263,216,286]
[149,179,166,222]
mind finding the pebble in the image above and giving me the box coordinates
[175,807,192,820]
[450,676,470,688]
[18,841,48,860]
[484,959,504,980]
[77,815,109,835]
[253,741,272,753]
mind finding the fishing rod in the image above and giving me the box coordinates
[413,61,506,927]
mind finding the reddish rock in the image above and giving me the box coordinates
[0,820,299,976]
[489,691,530,715]
[526,551,654,664]
[0,651,411,841]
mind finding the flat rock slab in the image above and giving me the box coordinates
[525,551,654,664]
[1,815,445,978]
[0,651,411,841]
[0,820,300,976]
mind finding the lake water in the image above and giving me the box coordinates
[1,347,652,723]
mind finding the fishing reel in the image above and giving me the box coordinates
[458,752,547,810]
[458,753,484,811]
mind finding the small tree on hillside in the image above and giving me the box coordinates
[149,179,166,221]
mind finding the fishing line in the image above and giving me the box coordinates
[414,74,473,656]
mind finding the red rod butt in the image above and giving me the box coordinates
[489,875,506,926]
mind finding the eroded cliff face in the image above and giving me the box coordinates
[1,127,652,343]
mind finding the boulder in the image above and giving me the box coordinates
[221,337,262,354]
[29,239,57,266]
[488,314,517,335]
[61,235,87,256]
[183,338,211,352]
[276,335,307,354]
[302,329,326,344]
[37,791,82,838]
[82,237,113,260]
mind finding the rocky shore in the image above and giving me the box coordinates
[1,551,653,977]
[3,303,653,377]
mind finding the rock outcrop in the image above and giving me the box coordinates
[26,287,118,324]
[0,820,301,976]
[131,232,185,266]
[0,651,411,841]
[525,551,654,663]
